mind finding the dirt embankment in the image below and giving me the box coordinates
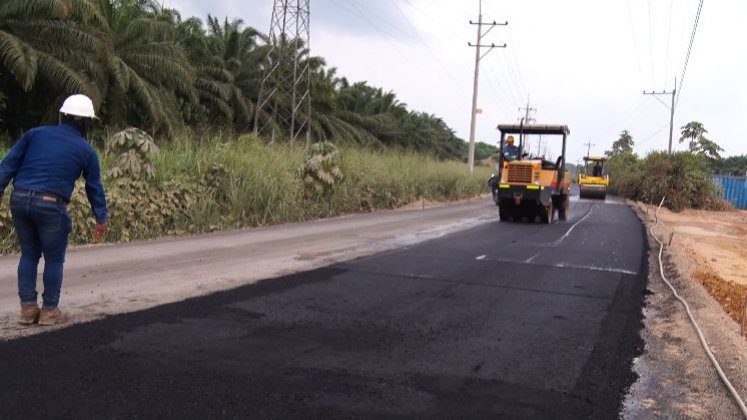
[635,202,747,331]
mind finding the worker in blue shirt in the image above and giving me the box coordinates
[0,94,108,326]
[503,135,520,161]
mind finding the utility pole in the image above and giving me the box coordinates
[643,78,677,153]
[467,0,507,173]
[583,141,595,158]
[254,0,312,145]
[518,101,536,125]
[519,100,536,153]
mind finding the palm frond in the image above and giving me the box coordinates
[198,90,233,119]
[0,30,37,90]
[195,77,230,100]
[36,50,100,104]
[119,46,194,87]
[13,19,102,53]
[0,0,69,19]
[104,56,130,92]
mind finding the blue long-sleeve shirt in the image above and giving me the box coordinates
[0,123,108,223]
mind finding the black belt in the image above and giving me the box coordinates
[13,188,67,204]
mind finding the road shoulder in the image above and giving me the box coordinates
[623,203,747,418]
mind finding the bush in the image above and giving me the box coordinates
[608,151,721,212]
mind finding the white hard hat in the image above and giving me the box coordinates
[59,94,97,118]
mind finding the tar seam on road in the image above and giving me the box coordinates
[550,262,638,276]
[550,204,596,247]
[339,264,612,301]
[652,198,747,418]
[478,255,637,276]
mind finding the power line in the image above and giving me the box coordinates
[506,26,530,100]
[626,0,645,87]
[638,122,672,147]
[390,1,462,85]
[498,49,528,106]
[481,67,518,117]
[663,0,674,87]
[592,96,647,141]
[648,0,655,84]
[329,0,463,103]
[676,0,704,107]
[486,58,523,108]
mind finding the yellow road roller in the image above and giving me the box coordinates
[493,123,571,223]
[578,156,608,199]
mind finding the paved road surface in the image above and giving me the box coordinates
[0,197,646,418]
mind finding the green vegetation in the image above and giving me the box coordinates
[604,125,731,212]
[714,155,747,176]
[0,132,491,254]
[0,0,465,158]
[0,1,489,253]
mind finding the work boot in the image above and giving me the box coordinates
[38,307,69,326]
[18,304,40,325]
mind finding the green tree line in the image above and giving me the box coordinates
[602,122,744,211]
[0,0,466,159]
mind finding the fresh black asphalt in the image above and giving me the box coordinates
[0,198,647,419]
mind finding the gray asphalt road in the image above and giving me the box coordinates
[0,197,646,419]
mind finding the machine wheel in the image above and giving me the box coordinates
[540,202,553,224]
[499,201,511,221]
[558,196,569,221]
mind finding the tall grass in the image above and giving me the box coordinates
[0,132,492,252]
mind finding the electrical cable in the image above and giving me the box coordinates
[482,65,520,117]
[506,26,530,101]
[648,0,655,84]
[329,0,463,103]
[651,198,747,419]
[491,53,525,109]
[676,0,704,107]
[626,0,646,87]
[664,0,674,87]
[592,96,647,142]
[487,60,523,113]
[637,122,671,147]
[390,0,462,86]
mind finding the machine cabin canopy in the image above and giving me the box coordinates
[496,124,570,136]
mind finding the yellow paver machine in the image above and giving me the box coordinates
[490,123,571,223]
[578,156,608,199]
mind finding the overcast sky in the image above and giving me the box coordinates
[167,0,745,164]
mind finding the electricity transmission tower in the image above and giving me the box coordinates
[254,0,312,144]
[467,0,507,173]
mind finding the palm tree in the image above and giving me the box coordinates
[0,0,101,131]
[92,0,195,133]
[192,15,264,129]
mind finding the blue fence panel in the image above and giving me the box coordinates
[714,175,747,209]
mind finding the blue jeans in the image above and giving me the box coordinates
[10,191,72,308]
